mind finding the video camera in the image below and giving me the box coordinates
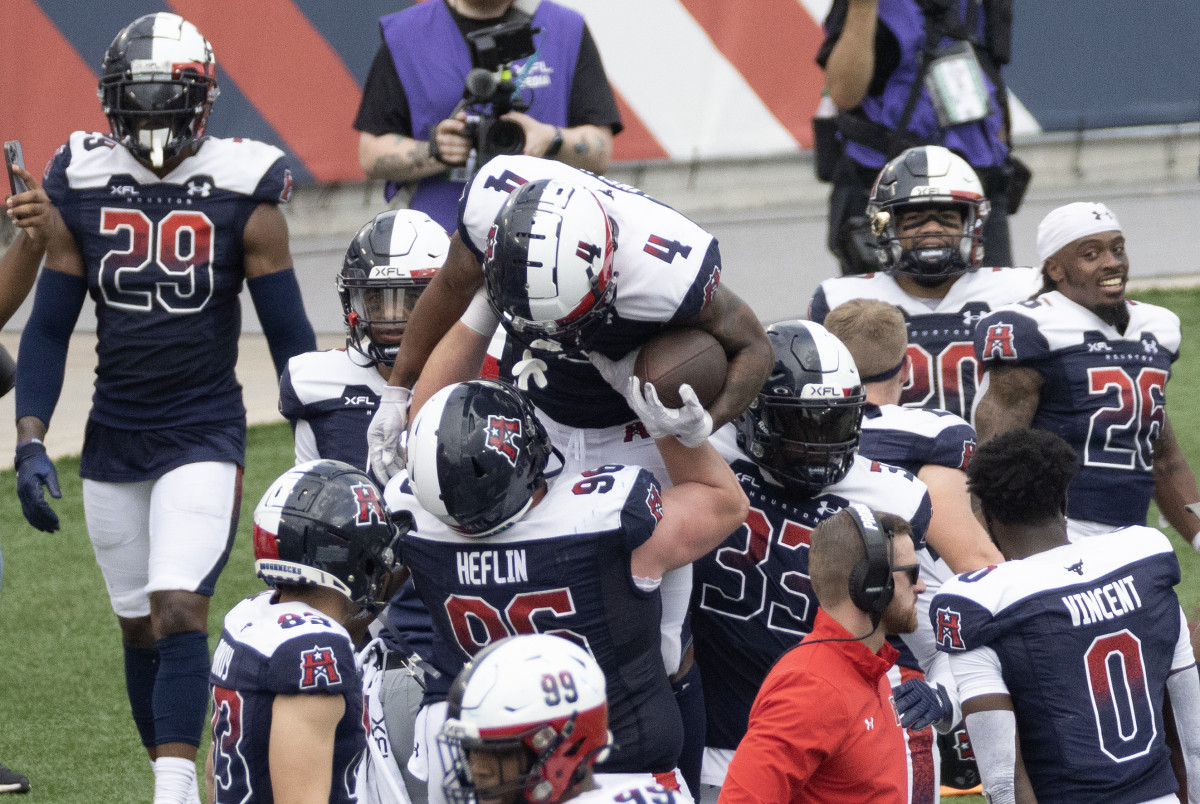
[455,19,539,177]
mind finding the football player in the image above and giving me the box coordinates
[210,460,406,804]
[934,428,1200,804]
[808,145,1041,422]
[824,299,1002,802]
[686,320,933,792]
[973,202,1200,543]
[365,157,773,796]
[278,208,449,804]
[11,14,316,803]
[385,378,748,804]
[440,633,694,804]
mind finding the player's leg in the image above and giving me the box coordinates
[146,461,241,804]
[381,662,428,804]
[82,478,160,759]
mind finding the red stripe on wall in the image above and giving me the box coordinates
[1,0,108,179]
[611,90,670,163]
[167,0,363,182]
[678,0,826,148]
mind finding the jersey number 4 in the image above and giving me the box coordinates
[98,207,215,313]
[1085,367,1167,470]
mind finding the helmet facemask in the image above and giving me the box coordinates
[743,395,864,493]
[340,278,426,366]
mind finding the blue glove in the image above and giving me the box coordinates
[894,679,953,731]
[15,440,61,533]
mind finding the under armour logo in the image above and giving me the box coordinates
[1092,208,1114,221]
[816,500,839,517]
[962,310,983,327]
[1143,338,1159,355]
[186,180,213,197]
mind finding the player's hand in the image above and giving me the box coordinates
[587,348,640,394]
[15,440,62,532]
[893,679,953,731]
[367,385,412,484]
[626,379,713,448]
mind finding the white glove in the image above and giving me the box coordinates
[367,385,412,484]
[512,349,549,390]
[587,348,640,394]
[626,378,713,448]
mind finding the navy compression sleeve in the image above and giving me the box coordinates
[247,269,317,378]
[15,268,87,426]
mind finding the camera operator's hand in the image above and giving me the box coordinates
[499,112,560,159]
[429,115,472,167]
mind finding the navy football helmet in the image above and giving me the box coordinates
[407,380,553,537]
[252,460,407,611]
[483,179,616,353]
[736,320,865,494]
[867,145,989,285]
[340,210,450,367]
[98,13,219,168]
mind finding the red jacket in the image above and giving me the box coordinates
[720,609,908,804]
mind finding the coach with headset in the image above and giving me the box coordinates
[720,505,923,803]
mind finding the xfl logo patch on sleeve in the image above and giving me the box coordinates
[299,646,342,689]
[982,323,1017,360]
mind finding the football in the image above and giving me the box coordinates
[634,327,728,409]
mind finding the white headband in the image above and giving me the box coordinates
[1036,202,1121,263]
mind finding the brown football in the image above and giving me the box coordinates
[634,327,728,409]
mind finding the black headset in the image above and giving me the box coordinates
[845,503,895,628]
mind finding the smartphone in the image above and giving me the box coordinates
[5,140,29,196]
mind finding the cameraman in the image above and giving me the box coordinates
[355,0,622,231]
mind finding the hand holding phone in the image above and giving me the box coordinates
[6,140,30,196]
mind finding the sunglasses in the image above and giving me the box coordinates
[893,563,920,585]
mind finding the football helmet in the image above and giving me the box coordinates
[252,460,405,611]
[340,210,449,366]
[440,634,611,804]
[407,380,552,537]
[483,178,616,352]
[735,320,865,494]
[867,145,989,284]
[98,13,219,169]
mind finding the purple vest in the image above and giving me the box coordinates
[381,0,583,229]
[849,0,1008,170]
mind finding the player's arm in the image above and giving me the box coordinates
[821,0,880,110]
[1151,415,1200,550]
[269,693,346,804]
[631,435,749,580]
[244,202,317,377]
[918,464,1003,572]
[973,365,1043,444]
[2,165,63,327]
[685,284,773,430]
[409,319,492,421]
[1166,615,1200,803]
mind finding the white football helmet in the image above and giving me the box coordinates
[867,145,989,284]
[339,210,449,366]
[483,178,616,352]
[439,634,611,804]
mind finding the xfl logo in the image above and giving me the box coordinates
[982,323,1016,360]
[485,415,522,466]
[351,482,386,526]
[299,646,341,689]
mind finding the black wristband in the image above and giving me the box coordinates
[543,127,564,159]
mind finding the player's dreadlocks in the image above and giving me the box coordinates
[968,428,1078,526]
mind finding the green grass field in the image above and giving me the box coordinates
[1,288,1198,802]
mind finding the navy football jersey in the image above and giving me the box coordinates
[209,592,364,804]
[458,155,721,428]
[975,292,1181,526]
[860,402,977,476]
[809,267,1041,420]
[43,132,293,430]
[692,430,932,750]
[279,348,384,470]
[932,528,1193,803]
[384,463,682,775]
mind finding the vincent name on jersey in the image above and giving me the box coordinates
[456,548,529,586]
[1062,575,1143,627]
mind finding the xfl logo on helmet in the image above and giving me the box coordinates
[351,483,386,526]
[485,415,522,466]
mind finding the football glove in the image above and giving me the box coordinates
[894,679,954,732]
[15,440,61,533]
[587,348,640,394]
[367,385,412,484]
[626,378,713,448]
